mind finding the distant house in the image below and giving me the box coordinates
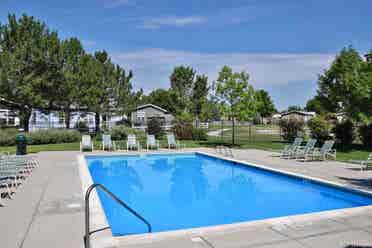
[0,108,20,127]
[280,111,316,123]
[29,110,124,132]
[270,113,282,124]
[131,104,174,130]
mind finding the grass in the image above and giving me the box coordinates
[0,142,80,154]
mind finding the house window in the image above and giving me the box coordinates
[58,112,65,124]
[136,111,146,124]
[8,117,15,125]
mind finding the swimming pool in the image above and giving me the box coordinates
[85,153,372,236]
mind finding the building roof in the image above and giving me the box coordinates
[281,111,316,117]
[135,104,169,113]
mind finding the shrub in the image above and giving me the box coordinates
[279,118,305,141]
[0,128,19,146]
[26,129,81,145]
[334,119,355,145]
[74,121,89,133]
[307,116,332,144]
[109,125,133,140]
[172,119,193,140]
[191,128,207,141]
[147,118,164,138]
[359,123,372,148]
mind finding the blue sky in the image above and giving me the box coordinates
[1,0,372,110]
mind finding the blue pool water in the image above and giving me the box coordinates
[86,153,372,236]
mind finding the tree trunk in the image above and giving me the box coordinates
[95,112,100,133]
[65,110,71,129]
[232,117,235,146]
[20,109,32,132]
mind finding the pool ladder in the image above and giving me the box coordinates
[215,146,234,157]
[84,184,152,248]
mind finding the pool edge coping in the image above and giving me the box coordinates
[77,150,372,246]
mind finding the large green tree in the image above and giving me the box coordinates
[112,65,135,116]
[316,46,368,120]
[191,74,209,123]
[305,96,327,115]
[255,89,276,123]
[58,38,85,128]
[170,65,196,97]
[214,66,257,145]
[0,14,58,131]
[79,51,116,132]
[144,89,186,115]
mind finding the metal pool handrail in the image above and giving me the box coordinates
[84,183,152,248]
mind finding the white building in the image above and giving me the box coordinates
[0,109,20,127]
[280,111,316,123]
[28,110,125,132]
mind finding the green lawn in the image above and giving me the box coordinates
[0,142,80,154]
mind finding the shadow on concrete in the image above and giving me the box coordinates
[337,176,372,190]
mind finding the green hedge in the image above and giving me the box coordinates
[0,129,81,146]
[26,129,81,145]
[0,128,19,146]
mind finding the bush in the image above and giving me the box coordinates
[0,128,19,146]
[191,128,207,141]
[334,119,355,145]
[0,129,81,146]
[109,125,133,140]
[26,129,81,145]
[307,116,332,144]
[74,121,89,133]
[172,119,193,140]
[279,118,305,141]
[172,118,208,141]
[147,118,164,138]
[359,123,372,148]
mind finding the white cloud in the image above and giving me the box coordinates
[140,16,207,29]
[111,48,334,92]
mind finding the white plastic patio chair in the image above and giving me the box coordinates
[350,153,372,171]
[167,133,182,149]
[280,137,303,158]
[80,135,93,152]
[307,140,336,161]
[102,134,115,151]
[127,134,140,151]
[146,135,159,150]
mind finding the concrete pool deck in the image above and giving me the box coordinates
[1,148,372,248]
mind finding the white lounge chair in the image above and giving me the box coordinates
[80,135,93,152]
[147,135,159,150]
[280,137,303,158]
[102,134,115,151]
[127,134,140,151]
[350,153,372,171]
[295,139,317,160]
[307,140,336,161]
[167,133,182,149]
